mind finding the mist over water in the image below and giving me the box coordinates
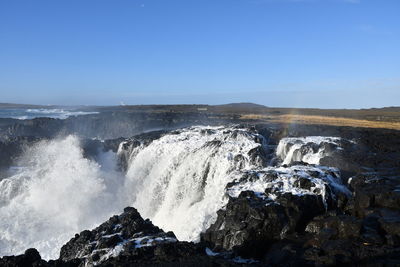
[0,126,267,259]
[0,136,125,259]
[0,108,99,120]
[124,126,265,241]
[0,126,346,261]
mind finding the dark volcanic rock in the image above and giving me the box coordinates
[260,123,400,172]
[0,204,247,266]
[260,169,400,266]
[0,206,242,266]
[0,248,47,267]
[305,213,362,240]
[201,191,326,259]
[3,118,65,139]
[259,210,400,266]
[58,207,243,266]
[59,207,177,264]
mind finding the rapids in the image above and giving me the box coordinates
[0,126,349,259]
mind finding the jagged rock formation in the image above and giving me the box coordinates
[201,164,349,258]
[201,191,325,258]
[202,169,400,265]
[59,207,175,261]
[59,207,215,266]
[0,248,46,267]
[0,207,246,267]
[1,123,399,266]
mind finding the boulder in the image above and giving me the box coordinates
[59,207,177,264]
[0,248,46,267]
[201,191,326,258]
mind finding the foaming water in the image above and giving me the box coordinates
[0,126,266,259]
[0,126,350,260]
[0,136,124,259]
[0,108,98,120]
[124,126,266,242]
[276,136,342,165]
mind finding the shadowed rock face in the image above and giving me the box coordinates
[201,170,400,265]
[0,248,45,267]
[59,207,180,265]
[0,136,42,171]
[201,191,326,258]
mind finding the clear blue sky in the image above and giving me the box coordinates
[0,0,399,108]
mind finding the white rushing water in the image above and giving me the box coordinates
[276,136,342,165]
[0,126,266,259]
[0,108,99,120]
[123,126,266,242]
[0,136,125,259]
[227,165,351,207]
[0,126,350,260]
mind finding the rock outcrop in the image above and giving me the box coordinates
[59,207,180,265]
[201,164,348,258]
[0,207,247,266]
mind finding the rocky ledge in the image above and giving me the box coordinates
[0,207,247,267]
[3,169,399,266]
[201,167,400,266]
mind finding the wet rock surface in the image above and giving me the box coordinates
[1,122,400,266]
[201,124,400,265]
[201,167,400,266]
[201,191,326,258]
[59,206,209,266]
[0,208,249,267]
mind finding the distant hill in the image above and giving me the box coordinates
[216,102,268,109]
[367,107,400,112]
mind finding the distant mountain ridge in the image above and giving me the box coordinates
[1,102,398,111]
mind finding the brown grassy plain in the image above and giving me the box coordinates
[240,114,400,130]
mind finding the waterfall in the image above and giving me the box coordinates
[0,126,351,260]
[276,136,342,165]
[122,126,267,241]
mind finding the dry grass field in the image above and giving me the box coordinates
[240,114,400,130]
